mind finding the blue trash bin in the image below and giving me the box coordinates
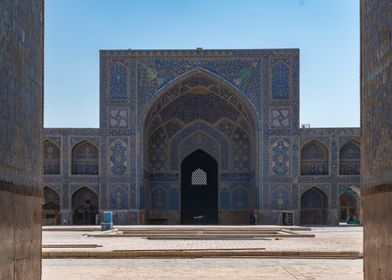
[101,211,113,231]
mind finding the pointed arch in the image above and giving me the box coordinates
[42,186,61,225]
[301,140,329,175]
[339,140,360,175]
[339,186,360,223]
[170,121,228,170]
[71,187,98,225]
[71,140,99,175]
[181,149,218,224]
[142,67,258,135]
[300,187,329,225]
[142,69,258,224]
[43,140,61,175]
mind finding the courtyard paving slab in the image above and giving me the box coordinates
[42,258,363,280]
[42,226,363,258]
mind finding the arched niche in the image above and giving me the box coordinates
[71,140,99,175]
[71,187,98,225]
[300,187,329,225]
[339,140,360,175]
[42,187,60,225]
[339,187,360,222]
[301,140,329,175]
[141,70,258,224]
[43,140,61,175]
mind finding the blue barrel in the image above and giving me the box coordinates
[101,222,112,231]
[103,211,113,223]
[101,211,113,231]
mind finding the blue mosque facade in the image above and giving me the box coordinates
[42,49,360,226]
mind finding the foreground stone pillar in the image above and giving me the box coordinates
[361,1,392,279]
[0,1,44,279]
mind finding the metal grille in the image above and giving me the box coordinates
[191,168,207,185]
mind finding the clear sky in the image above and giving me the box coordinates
[44,0,360,128]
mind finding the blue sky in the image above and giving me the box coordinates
[44,0,360,128]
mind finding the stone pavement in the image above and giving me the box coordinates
[42,226,363,254]
[42,258,363,280]
[42,226,363,279]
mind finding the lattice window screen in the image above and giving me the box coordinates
[191,168,207,185]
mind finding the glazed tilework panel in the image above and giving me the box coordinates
[44,140,61,175]
[231,185,249,210]
[220,187,231,210]
[270,185,291,210]
[151,188,167,210]
[142,71,255,134]
[168,186,179,210]
[41,49,361,225]
[232,128,251,171]
[271,139,290,176]
[109,138,128,176]
[159,92,241,124]
[271,60,290,99]
[109,63,127,99]
[301,141,329,175]
[70,184,99,197]
[137,58,262,105]
[71,141,99,175]
[170,122,229,170]
[270,109,290,128]
[129,184,136,209]
[109,109,128,128]
[220,172,253,182]
[219,183,250,210]
[149,127,168,171]
[150,183,172,210]
[179,133,219,165]
[339,141,360,175]
[109,185,128,209]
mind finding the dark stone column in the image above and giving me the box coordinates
[0,0,44,279]
[361,1,392,278]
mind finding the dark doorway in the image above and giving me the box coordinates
[300,187,329,225]
[181,150,218,224]
[72,187,99,225]
[42,187,61,225]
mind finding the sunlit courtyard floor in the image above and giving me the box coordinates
[43,258,362,280]
[42,226,363,280]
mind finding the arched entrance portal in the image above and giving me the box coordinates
[42,187,61,225]
[142,70,258,224]
[300,187,328,225]
[72,187,98,225]
[339,188,359,222]
[181,150,218,225]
